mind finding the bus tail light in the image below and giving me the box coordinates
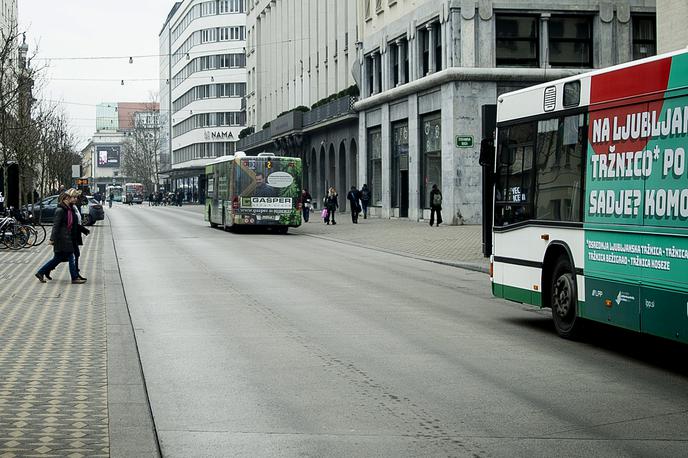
[489,261,494,278]
[232,196,240,210]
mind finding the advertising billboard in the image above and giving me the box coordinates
[96,145,120,168]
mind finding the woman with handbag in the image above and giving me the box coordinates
[324,187,339,225]
[35,189,86,284]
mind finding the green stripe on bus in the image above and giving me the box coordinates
[492,283,542,307]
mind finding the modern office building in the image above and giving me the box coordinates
[159,0,248,201]
[355,0,656,224]
[238,0,360,207]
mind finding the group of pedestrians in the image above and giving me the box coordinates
[299,183,443,227]
[35,188,90,284]
[299,184,371,225]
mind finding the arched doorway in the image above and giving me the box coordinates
[328,144,336,192]
[338,140,347,210]
[319,145,326,202]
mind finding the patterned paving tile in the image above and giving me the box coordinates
[0,226,109,456]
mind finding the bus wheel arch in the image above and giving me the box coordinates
[542,243,582,339]
[209,206,218,228]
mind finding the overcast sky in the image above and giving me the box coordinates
[19,1,176,150]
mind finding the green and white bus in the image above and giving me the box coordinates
[491,49,688,343]
[205,152,303,233]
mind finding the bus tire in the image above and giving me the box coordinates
[209,209,218,228]
[550,256,581,339]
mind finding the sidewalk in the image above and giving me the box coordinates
[183,204,489,273]
[0,221,158,457]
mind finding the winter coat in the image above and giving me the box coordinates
[50,205,79,254]
[430,189,443,209]
[347,190,361,211]
[325,194,339,211]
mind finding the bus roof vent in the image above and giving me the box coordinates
[258,152,275,157]
[543,86,556,112]
[234,151,246,158]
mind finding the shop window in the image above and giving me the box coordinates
[421,114,441,209]
[496,15,539,67]
[391,122,409,208]
[367,128,382,206]
[549,16,593,68]
[632,15,656,60]
[494,122,536,226]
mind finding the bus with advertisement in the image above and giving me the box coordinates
[106,185,123,202]
[490,49,688,343]
[124,182,145,204]
[205,152,302,233]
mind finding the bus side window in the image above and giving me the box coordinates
[494,122,536,226]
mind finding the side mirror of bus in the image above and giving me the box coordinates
[479,137,495,167]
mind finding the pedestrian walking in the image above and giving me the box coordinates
[429,184,443,227]
[35,189,86,284]
[360,184,371,219]
[300,189,312,222]
[346,186,362,224]
[324,187,339,225]
[108,192,114,208]
[0,191,4,214]
[70,189,90,281]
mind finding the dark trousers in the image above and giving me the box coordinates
[361,201,369,218]
[430,206,443,226]
[73,244,81,274]
[326,208,336,224]
[303,207,310,222]
[37,252,78,279]
[350,208,359,223]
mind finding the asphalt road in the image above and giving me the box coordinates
[108,204,688,458]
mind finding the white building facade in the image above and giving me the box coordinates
[356,0,656,224]
[246,0,358,129]
[159,0,247,199]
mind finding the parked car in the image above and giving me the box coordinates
[23,195,104,226]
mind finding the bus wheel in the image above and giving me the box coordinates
[208,209,218,228]
[551,256,581,339]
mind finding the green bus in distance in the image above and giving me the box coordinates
[205,152,302,234]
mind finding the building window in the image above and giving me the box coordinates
[367,127,382,206]
[549,16,593,68]
[433,22,442,71]
[365,55,374,96]
[421,113,441,209]
[421,27,430,75]
[391,44,399,86]
[496,15,539,67]
[632,15,656,60]
[391,121,409,209]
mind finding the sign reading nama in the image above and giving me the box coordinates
[204,131,235,141]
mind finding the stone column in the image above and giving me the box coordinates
[372,51,380,95]
[381,103,391,218]
[428,23,436,74]
[540,13,550,68]
[407,93,420,220]
[396,39,404,85]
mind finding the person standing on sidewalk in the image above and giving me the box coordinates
[324,187,339,225]
[360,184,371,219]
[35,190,86,284]
[70,189,90,281]
[429,184,443,227]
[346,186,362,224]
[300,189,312,222]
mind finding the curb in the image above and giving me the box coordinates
[103,218,161,457]
[303,233,490,274]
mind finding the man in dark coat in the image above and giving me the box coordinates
[346,186,362,223]
[35,190,86,284]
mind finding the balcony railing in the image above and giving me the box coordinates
[237,126,271,151]
[303,96,357,127]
